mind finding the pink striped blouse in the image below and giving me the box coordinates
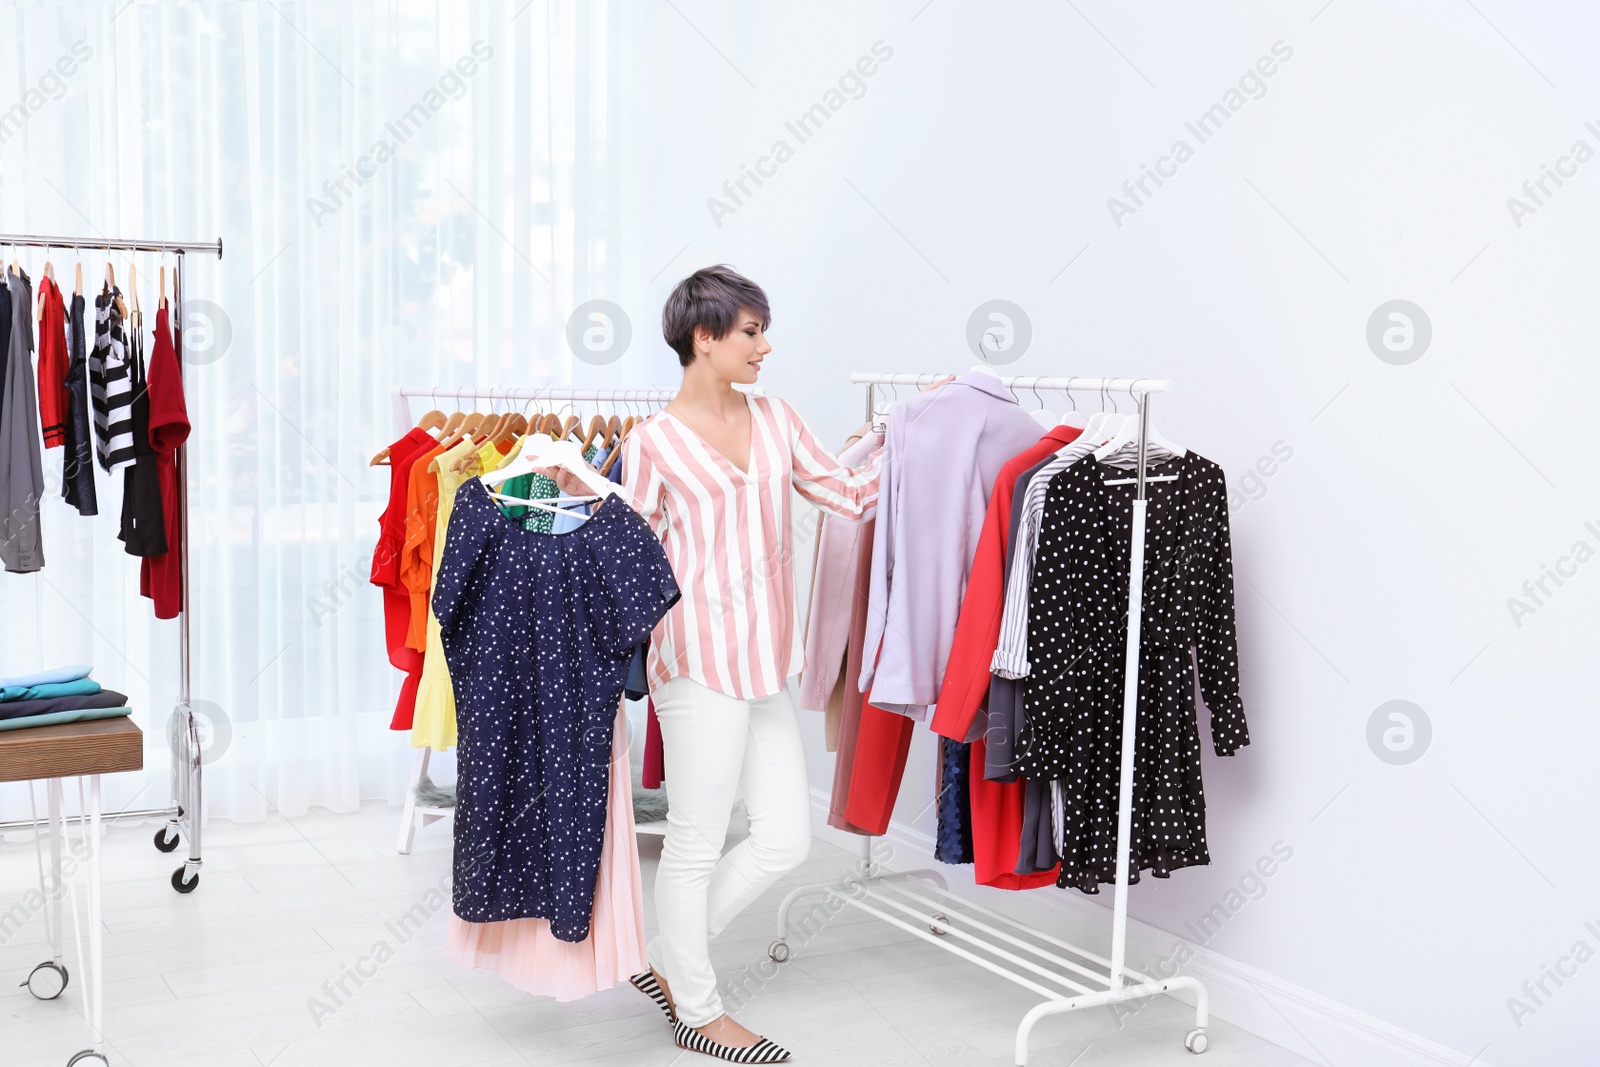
[621,394,883,700]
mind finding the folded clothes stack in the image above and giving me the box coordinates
[0,664,132,732]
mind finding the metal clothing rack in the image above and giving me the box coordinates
[0,232,223,896]
[388,383,676,854]
[771,372,1211,1063]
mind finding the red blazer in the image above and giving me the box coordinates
[932,425,1080,741]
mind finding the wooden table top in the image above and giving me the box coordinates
[0,717,144,783]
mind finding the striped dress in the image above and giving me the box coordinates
[621,394,882,701]
[89,286,135,472]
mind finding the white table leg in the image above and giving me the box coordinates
[88,774,103,1054]
[47,778,63,966]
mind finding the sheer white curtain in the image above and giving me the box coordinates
[0,0,623,823]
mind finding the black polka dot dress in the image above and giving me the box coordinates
[433,479,680,941]
[1009,453,1247,894]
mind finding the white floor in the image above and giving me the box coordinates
[0,802,1322,1067]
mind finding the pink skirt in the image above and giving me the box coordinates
[444,700,648,1000]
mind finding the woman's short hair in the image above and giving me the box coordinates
[662,265,771,367]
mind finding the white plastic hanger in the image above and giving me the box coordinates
[1077,407,1124,447]
[1054,380,1088,430]
[1092,408,1185,460]
[487,490,600,517]
[1025,381,1056,428]
[482,433,618,498]
[1089,384,1184,485]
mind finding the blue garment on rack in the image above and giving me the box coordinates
[0,664,92,688]
[934,736,974,864]
[0,678,102,702]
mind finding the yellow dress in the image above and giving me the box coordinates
[410,438,508,749]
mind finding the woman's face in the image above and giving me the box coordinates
[693,309,770,385]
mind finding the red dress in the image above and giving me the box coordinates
[931,426,1080,889]
[373,428,438,730]
[36,277,69,448]
[138,307,191,619]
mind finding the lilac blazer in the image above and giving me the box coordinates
[859,373,1043,719]
[797,428,875,746]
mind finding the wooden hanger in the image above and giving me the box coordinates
[160,262,168,312]
[450,412,497,471]
[128,263,142,331]
[580,414,607,454]
[495,411,527,447]
[369,408,450,466]
[436,410,486,456]
[599,421,631,476]
[105,261,127,319]
[74,257,83,298]
[479,408,510,447]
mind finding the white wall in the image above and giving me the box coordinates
[611,3,1600,1065]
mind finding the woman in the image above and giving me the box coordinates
[541,265,887,1062]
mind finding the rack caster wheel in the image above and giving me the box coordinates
[154,825,180,853]
[67,1051,110,1066]
[767,939,790,963]
[930,913,950,935]
[1184,1029,1208,1054]
[171,867,199,894]
[22,961,69,1000]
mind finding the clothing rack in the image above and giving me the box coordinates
[0,232,221,896]
[389,383,675,854]
[772,372,1210,1063]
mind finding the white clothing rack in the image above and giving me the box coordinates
[773,372,1209,1063]
[388,383,674,854]
[0,232,221,897]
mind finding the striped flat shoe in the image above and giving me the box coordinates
[672,1019,791,1063]
[627,969,675,1024]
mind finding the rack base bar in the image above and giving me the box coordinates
[846,883,1100,996]
[874,869,1152,985]
[771,840,1208,1063]
[873,878,1112,990]
[1015,975,1209,1066]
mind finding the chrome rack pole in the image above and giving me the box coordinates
[0,234,221,256]
[1108,389,1152,990]
[174,249,202,889]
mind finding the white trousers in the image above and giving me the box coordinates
[646,675,813,1027]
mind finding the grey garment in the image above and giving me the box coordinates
[988,456,1062,877]
[860,373,1043,718]
[983,454,1054,781]
[1014,777,1058,875]
[0,268,45,573]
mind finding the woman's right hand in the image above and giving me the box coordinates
[531,465,593,498]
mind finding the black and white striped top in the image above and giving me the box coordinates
[90,286,135,472]
[990,438,1180,679]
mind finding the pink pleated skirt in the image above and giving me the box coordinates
[444,700,648,1000]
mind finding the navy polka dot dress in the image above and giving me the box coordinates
[1009,453,1248,894]
[433,478,680,941]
